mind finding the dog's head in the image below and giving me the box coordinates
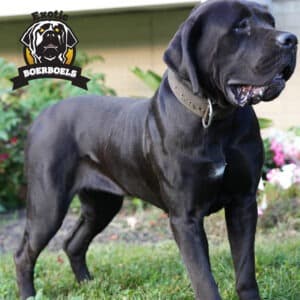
[164,0,297,107]
[21,20,78,64]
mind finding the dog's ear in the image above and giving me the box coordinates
[66,27,78,48]
[21,24,37,48]
[163,6,203,95]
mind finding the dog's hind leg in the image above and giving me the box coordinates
[63,189,123,282]
[14,180,72,300]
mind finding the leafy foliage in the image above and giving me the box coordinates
[288,126,300,136]
[262,138,274,176]
[0,55,116,210]
[258,183,300,230]
[131,67,162,91]
[258,118,273,129]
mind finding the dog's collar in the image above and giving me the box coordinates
[167,70,213,128]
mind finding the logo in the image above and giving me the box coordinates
[11,11,89,90]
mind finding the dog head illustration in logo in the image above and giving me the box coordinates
[21,20,78,64]
[11,12,89,90]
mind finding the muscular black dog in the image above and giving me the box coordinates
[15,0,297,299]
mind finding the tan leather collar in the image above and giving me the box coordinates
[167,69,214,128]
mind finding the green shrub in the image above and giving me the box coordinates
[0,54,116,210]
[258,183,300,230]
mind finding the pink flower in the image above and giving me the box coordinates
[270,140,283,152]
[273,152,285,167]
[270,140,285,167]
[258,207,264,216]
[10,137,18,145]
[285,145,300,162]
[266,169,276,181]
[0,153,9,163]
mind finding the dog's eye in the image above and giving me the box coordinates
[267,17,276,28]
[234,19,250,33]
[262,12,276,28]
[39,28,44,33]
[54,27,60,33]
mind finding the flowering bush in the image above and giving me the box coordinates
[262,128,300,190]
[253,129,300,232]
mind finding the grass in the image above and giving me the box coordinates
[0,239,299,300]
[1,184,299,299]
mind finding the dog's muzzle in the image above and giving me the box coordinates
[227,32,297,107]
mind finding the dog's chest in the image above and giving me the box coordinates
[222,152,257,194]
[208,162,227,180]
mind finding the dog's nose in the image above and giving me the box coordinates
[276,32,298,48]
[46,31,56,38]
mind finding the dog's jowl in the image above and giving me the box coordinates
[15,0,297,299]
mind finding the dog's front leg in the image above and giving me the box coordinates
[225,196,260,300]
[170,213,221,300]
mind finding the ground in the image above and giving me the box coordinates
[0,199,298,253]
[0,204,171,254]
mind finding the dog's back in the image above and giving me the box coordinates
[26,95,158,201]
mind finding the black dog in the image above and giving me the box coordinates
[15,0,297,299]
[21,20,77,64]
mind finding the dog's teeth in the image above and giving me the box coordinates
[251,86,265,98]
[239,95,248,106]
[259,87,265,97]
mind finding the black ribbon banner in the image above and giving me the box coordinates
[11,64,90,90]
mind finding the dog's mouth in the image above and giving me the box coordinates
[42,42,60,60]
[43,43,58,50]
[229,84,268,106]
[226,68,291,107]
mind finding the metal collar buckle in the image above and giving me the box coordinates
[202,98,213,128]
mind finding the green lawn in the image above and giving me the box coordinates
[0,239,299,300]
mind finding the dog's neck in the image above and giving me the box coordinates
[167,70,230,127]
